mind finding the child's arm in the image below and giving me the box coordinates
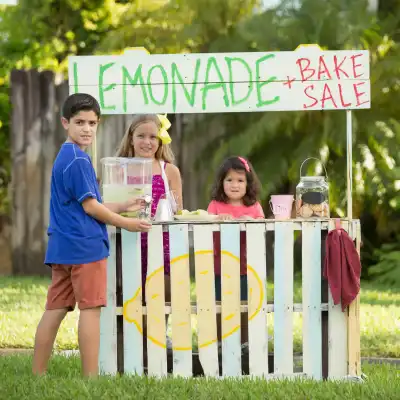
[82,198,151,232]
[104,198,146,214]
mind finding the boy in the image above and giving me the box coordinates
[32,93,151,377]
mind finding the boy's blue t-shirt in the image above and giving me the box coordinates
[45,143,109,265]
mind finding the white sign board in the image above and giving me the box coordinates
[0,0,17,4]
[68,49,370,114]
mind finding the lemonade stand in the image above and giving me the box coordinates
[68,45,368,381]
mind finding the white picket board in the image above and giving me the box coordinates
[220,223,242,377]
[69,51,370,86]
[146,224,167,377]
[193,224,219,377]
[121,230,143,375]
[71,78,370,115]
[274,222,294,374]
[69,49,370,114]
[302,221,322,380]
[99,227,118,374]
[327,220,348,379]
[246,223,269,376]
[169,224,192,377]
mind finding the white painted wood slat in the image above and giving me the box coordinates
[70,51,370,85]
[220,223,241,377]
[121,230,143,375]
[99,227,118,375]
[146,225,167,377]
[169,224,192,377]
[193,224,219,377]
[273,222,294,374]
[327,220,348,379]
[246,223,269,377]
[302,221,322,380]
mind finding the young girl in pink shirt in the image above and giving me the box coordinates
[207,156,264,348]
[208,156,264,220]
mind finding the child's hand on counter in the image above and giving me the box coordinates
[122,218,152,232]
[217,214,233,221]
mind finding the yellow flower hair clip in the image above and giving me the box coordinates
[157,114,172,144]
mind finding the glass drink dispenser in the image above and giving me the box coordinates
[100,157,152,218]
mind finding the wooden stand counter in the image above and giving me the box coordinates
[99,218,361,380]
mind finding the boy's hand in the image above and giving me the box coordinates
[122,218,152,232]
[121,198,147,213]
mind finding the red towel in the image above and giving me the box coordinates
[323,221,361,311]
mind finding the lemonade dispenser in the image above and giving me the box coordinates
[100,157,152,218]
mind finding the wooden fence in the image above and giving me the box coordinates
[10,70,213,275]
[99,219,361,380]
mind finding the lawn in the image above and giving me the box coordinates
[0,276,399,358]
[0,354,399,400]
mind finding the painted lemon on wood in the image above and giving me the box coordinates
[123,250,264,350]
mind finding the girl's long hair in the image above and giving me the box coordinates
[116,114,175,163]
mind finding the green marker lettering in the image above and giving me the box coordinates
[73,62,79,93]
[201,57,229,111]
[171,60,200,112]
[225,57,253,106]
[255,54,280,107]
[99,63,117,110]
[122,65,148,112]
[147,65,168,105]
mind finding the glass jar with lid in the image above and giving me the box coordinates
[296,158,330,218]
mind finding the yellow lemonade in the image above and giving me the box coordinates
[102,184,152,216]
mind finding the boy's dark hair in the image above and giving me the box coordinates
[62,93,101,121]
[211,156,261,206]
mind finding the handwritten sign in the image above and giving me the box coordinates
[68,49,370,114]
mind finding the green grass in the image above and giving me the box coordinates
[0,355,399,399]
[1,276,399,357]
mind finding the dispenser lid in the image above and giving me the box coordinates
[100,157,152,165]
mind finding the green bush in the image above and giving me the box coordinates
[370,238,400,287]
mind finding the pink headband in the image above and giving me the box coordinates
[238,157,250,172]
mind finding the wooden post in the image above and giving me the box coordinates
[347,221,362,377]
[40,71,57,255]
[10,70,28,274]
[25,70,45,274]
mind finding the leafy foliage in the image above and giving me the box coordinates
[370,239,400,286]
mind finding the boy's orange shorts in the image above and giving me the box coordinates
[46,259,107,311]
